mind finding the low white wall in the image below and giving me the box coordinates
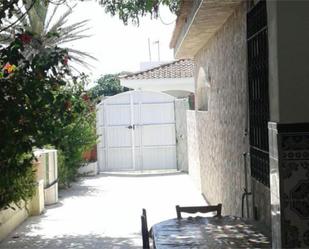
[0,180,46,242]
[0,203,28,242]
[0,149,57,242]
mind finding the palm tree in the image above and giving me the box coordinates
[0,0,96,69]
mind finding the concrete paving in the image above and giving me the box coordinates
[0,172,206,249]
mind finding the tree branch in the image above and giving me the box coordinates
[0,0,36,33]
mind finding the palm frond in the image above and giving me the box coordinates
[43,32,92,48]
[14,5,30,28]
[67,48,98,61]
[44,4,59,32]
[48,5,77,35]
[60,28,92,42]
[59,27,92,39]
[0,34,13,44]
[54,35,92,45]
[58,20,90,36]
[1,1,93,69]
[46,20,91,44]
[0,23,24,43]
[68,54,94,70]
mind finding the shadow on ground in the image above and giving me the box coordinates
[4,233,140,249]
[0,173,205,249]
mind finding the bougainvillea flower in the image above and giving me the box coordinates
[64,100,72,111]
[18,33,32,44]
[63,55,69,65]
[82,94,89,102]
[3,63,17,73]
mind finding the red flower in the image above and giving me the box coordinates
[63,55,69,65]
[18,33,32,44]
[64,100,72,111]
[82,94,89,102]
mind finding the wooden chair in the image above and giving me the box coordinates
[141,208,150,249]
[176,204,222,219]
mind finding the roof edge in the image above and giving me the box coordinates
[174,0,204,59]
[120,59,194,80]
[171,0,243,59]
[169,0,194,49]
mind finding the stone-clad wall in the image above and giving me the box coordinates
[193,2,248,217]
[184,3,254,226]
[187,2,271,229]
[175,99,189,172]
[187,110,201,191]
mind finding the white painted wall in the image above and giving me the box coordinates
[121,78,195,93]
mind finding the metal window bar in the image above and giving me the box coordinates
[247,0,270,187]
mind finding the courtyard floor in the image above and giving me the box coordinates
[0,172,206,249]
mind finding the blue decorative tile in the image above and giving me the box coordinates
[269,123,309,248]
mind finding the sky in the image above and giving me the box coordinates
[60,1,177,84]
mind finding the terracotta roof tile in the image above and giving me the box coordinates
[122,59,194,80]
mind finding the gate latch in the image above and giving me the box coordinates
[127,124,135,130]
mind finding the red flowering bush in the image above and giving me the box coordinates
[0,32,96,209]
[17,33,32,44]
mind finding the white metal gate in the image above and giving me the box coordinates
[96,90,177,172]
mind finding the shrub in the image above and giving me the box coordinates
[0,31,90,209]
[54,101,97,187]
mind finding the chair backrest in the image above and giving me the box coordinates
[141,208,150,249]
[176,204,222,219]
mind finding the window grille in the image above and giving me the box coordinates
[247,0,270,187]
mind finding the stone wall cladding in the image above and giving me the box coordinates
[194,2,243,214]
[175,99,189,172]
[187,110,201,191]
[191,2,271,229]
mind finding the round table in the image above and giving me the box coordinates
[151,216,271,248]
